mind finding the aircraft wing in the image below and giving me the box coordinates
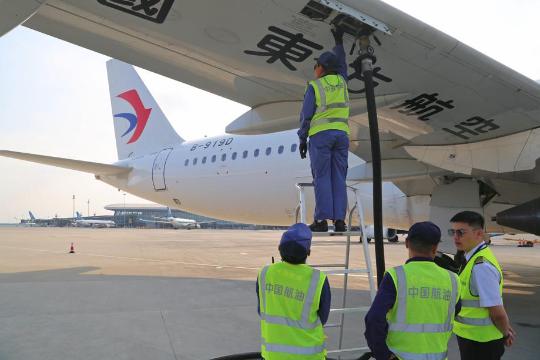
[0,150,131,176]
[19,0,540,160]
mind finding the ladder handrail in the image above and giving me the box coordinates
[295,183,376,357]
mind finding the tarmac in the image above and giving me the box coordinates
[0,228,537,360]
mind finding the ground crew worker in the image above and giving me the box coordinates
[365,222,461,360]
[298,26,350,233]
[450,211,516,360]
[256,223,331,359]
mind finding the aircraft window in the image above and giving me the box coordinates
[212,155,216,163]
[193,158,198,165]
[254,149,260,157]
[184,159,189,166]
[266,147,272,156]
[202,156,207,164]
[243,150,248,159]
[221,153,227,161]
[278,145,284,154]
[291,144,297,152]
[232,152,237,160]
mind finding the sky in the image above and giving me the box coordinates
[1,0,540,222]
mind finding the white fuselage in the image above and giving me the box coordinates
[100,130,430,228]
[75,219,116,228]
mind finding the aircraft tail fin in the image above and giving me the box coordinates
[106,59,184,160]
[167,207,172,218]
[76,212,82,219]
[29,211,35,221]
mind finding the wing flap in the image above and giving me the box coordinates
[0,150,131,176]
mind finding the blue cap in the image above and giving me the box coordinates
[315,51,338,71]
[406,221,441,244]
[280,223,312,252]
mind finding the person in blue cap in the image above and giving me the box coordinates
[365,222,462,360]
[298,26,350,232]
[256,223,331,359]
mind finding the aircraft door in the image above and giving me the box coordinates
[152,148,173,191]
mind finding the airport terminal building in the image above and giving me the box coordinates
[104,203,278,229]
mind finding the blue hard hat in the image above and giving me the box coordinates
[406,221,441,244]
[315,51,338,71]
[280,223,312,252]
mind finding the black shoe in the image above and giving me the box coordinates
[309,220,328,232]
[334,220,347,232]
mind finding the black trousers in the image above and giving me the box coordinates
[457,336,505,360]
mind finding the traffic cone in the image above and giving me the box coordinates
[69,243,75,254]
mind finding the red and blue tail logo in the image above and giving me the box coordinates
[114,89,152,144]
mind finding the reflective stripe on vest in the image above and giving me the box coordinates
[259,265,322,329]
[389,266,458,334]
[388,348,448,360]
[455,316,493,326]
[263,342,326,355]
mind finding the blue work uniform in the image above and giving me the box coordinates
[298,44,349,221]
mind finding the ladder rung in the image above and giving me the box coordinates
[327,346,370,354]
[324,268,369,275]
[330,306,370,314]
[311,231,363,237]
[312,263,346,268]
[323,323,342,328]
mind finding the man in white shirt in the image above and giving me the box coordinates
[450,211,516,360]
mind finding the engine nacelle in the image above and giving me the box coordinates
[0,0,47,37]
[494,197,540,235]
[364,225,399,243]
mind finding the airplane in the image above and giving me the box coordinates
[2,1,540,253]
[74,211,116,228]
[139,208,214,229]
[19,211,38,227]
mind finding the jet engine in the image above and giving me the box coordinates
[494,197,540,235]
[0,0,47,37]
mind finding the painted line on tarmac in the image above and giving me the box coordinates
[0,246,370,277]
[0,245,259,271]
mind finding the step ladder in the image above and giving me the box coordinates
[295,183,376,358]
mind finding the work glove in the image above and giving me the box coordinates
[299,142,308,159]
[331,26,344,45]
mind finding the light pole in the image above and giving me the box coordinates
[123,193,126,228]
[72,195,75,220]
[87,199,90,217]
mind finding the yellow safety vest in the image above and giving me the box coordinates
[453,246,504,342]
[308,74,350,137]
[386,261,460,360]
[258,262,327,360]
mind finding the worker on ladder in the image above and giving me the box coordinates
[298,26,350,233]
[365,222,461,360]
[256,223,331,359]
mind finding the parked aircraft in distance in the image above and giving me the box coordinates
[74,212,116,228]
